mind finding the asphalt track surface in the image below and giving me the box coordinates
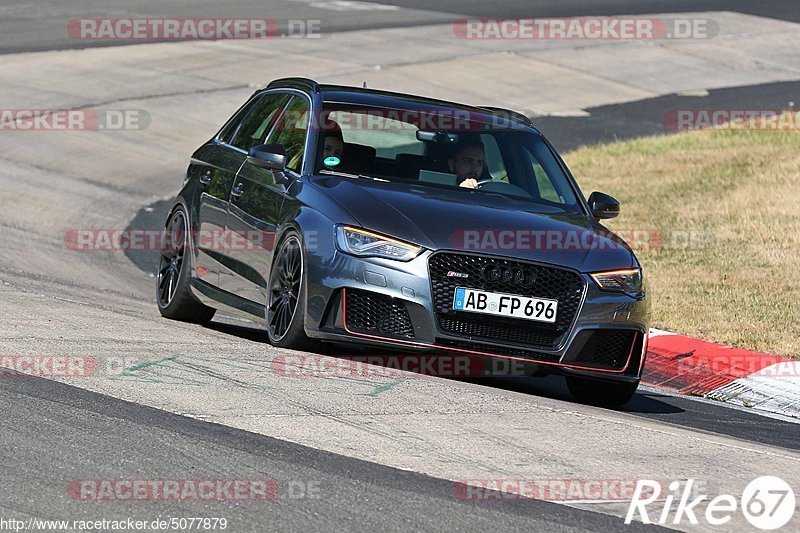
[0,0,798,53]
[2,2,800,532]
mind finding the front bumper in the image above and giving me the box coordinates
[304,249,649,382]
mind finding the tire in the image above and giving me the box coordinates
[565,376,639,407]
[266,231,316,350]
[156,206,216,324]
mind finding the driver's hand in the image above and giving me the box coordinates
[459,178,478,189]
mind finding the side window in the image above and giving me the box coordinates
[532,161,561,203]
[265,96,309,173]
[229,93,290,151]
[522,143,577,206]
[481,134,508,181]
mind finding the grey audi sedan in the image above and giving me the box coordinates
[157,77,649,406]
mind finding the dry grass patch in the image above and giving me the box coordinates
[565,129,800,357]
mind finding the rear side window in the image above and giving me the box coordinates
[229,93,291,151]
[327,109,423,159]
[217,96,260,145]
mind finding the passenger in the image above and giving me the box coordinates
[322,119,344,161]
[323,128,344,160]
[298,118,344,171]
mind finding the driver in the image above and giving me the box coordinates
[448,138,485,189]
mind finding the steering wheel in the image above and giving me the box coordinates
[474,178,533,198]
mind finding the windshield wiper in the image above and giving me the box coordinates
[319,169,388,182]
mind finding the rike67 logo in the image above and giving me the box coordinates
[626,476,795,530]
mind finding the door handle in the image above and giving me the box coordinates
[199,171,212,185]
[231,183,245,198]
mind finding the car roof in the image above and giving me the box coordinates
[266,77,537,131]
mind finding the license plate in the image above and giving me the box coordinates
[452,287,558,323]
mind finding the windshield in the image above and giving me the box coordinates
[313,103,583,213]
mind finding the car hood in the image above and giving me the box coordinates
[309,176,635,272]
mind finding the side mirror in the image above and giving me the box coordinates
[588,191,620,219]
[247,144,286,170]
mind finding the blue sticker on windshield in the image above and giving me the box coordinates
[324,156,340,167]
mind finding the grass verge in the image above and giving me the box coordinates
[565,128,800,357]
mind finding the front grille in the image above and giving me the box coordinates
[438,315,560,348]
[573,330,637,370]
[344,289,415,339]
[429,252,585,350]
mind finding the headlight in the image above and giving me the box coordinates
[590,268,643,296]
[335,226,422,261]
